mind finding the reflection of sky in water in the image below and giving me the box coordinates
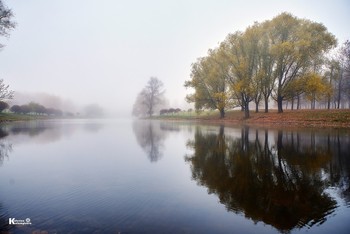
[0,120,349,233]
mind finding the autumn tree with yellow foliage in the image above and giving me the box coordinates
[268,13,336,112]
[184,48,236,118]
[185,12,338,118]
[302,73,331,109]
[221,25,262,118]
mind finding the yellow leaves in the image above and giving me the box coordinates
[233,80,244,92]
[185,47,233,111]
[323,83,334,98]
[213,92,228,110]
[305,73,323,90]
[303,73,329,101]
[184,12,337,113]
[232,79,254,96]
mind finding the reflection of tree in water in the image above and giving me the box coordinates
[0,141,12,166]
[276,129,350,203]
[133,121,169,162]
[0,129,13,231]
[159,122,181,132]
[0,128,8,138]
[8,121,48,137]
[325,131,350,203]
[185,126,350,232]
[0,127,12,166]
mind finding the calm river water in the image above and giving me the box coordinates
[0,119,349,233]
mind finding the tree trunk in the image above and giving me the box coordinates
[337,69,343,109]
[241,93,245,112]
[277,95,283,113]
[328,66,333,110]
[291,98,294,110]
[219,108,225,119]
[255,102,259,113]
[312,93,316,109]
[297,95,300,110]
[337,98,340,109]
[327,97,331,109]
[244,102,250,119]
[264,96,269,113]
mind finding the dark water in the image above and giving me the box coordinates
[0,119,349,233]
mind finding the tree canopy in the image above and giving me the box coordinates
[0,100,8,112]
[185,48,236,118]
[0,78,13,101]
[0,0,15,48]
[0,1,15,104]
[185,12,339,118]
[10,102,63,116]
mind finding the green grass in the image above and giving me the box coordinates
[0,113,49,122]
[153,110,219,120]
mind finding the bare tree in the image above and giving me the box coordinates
[0,2,15,102]
[0,0,16,48]
[340,40,350,73]
[339,40,350,108]
[0,79,13,100]
[132,77,165,117]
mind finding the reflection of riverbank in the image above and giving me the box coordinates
[0,120,105,166]
[0,120,105,145]
[185,125,350,232]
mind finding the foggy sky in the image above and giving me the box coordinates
[0,0,349,117]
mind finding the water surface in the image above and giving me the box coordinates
[0,119,349,233]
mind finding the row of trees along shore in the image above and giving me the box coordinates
[184,12,350,118]
[0,101,65,116]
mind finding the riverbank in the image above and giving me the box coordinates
[154,109,350,128]
[0,113,50,122]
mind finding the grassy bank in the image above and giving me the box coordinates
[0,113,49,122]
[154,109,350,128]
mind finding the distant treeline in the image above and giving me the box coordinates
[159,108,182,115]
[0,101,73,117]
